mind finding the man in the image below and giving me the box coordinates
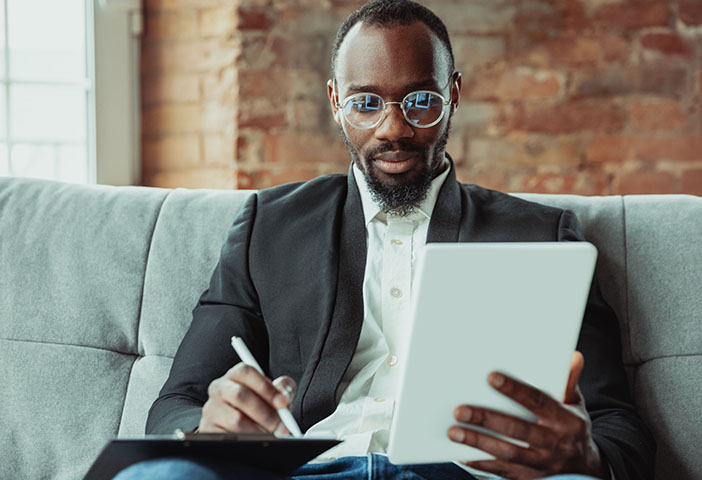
[129,1,656,479]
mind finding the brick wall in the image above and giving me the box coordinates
[140,0,702,195]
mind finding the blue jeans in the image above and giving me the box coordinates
[113,454,600,480]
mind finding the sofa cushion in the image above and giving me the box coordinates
[138,188,254,359]
[0,178,167,352]
[0,338,134,479]
[624,195,702,362]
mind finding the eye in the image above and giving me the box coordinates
[346,94,382,114]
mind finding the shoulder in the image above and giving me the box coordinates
[243,174,349,237]
[459,183,575,241]
[256,174,348,210]
[461,183,564,217]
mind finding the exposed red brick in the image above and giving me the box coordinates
[201,65,237,102]
[239,70,290,101]
[637,136,702,162]
[292,100,325,130]
[451,35,507,70]
[678,1,702,26]
[506,102,626,134]
[458,165,511,193]
[141,74,201,105]
[618,170,675,195]
[141,40,239,75]
[238,7,275,31]
[641,32,692,56]
[202,102,235,134]
[144,11,198,40]
[142,135,201,172]
[436,1,517,34]
[681,169,702,195]
[637,64,689,97]
[513,0,589,35]
[518,172,579,194]
[142,104,203,135]
[264,132,348,166]
[145,0,222,13]
[592,2,670,30]
[270,35,327,69]
[466,67,564,102]
[558,35,627,66]
[143,167,236,189]
[571,67,636,98]
[586,136,631,164]
[238,112,289,130]
[203,134,235,167]
[467,135,581,168]
[513,170,611,195]
[267,167,322,187]
[140,0,700,194]
[587,135,702,163]
[200,6,237,38]
[627,97,688,131]
[235,168,269,190]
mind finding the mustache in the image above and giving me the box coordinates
[364,140,425,159]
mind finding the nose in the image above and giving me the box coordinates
[374,103,414,142]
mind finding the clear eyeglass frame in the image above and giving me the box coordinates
[334,88,452,130]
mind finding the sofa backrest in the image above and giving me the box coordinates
[0,177,700,479]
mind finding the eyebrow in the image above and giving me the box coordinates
[346,79,440,94]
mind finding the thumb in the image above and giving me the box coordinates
[564,350,585,404]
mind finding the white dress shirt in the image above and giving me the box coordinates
[304,162,613,480]
[303,162,502,474]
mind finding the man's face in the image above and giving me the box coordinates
[328,21,461,215]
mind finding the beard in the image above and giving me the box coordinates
[339,121,450,217]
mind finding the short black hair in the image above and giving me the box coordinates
[331,0,455,80]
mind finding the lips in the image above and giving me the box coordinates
[372,151,419,175]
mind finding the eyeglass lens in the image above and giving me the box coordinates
[342,91,446,129]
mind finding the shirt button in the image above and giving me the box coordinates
[374,397,385,403]
[387,355,398,366]
[391,239,403,246]
[390,287,402,298]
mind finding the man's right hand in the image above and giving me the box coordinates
[198,362,297,435]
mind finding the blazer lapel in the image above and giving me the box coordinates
[299,165,367,430]
[427,159,465,243]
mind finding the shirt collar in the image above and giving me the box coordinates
[352,159,451,227]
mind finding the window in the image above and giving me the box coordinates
[0,0,141,185]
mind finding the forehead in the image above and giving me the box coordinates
[335,21,450,95]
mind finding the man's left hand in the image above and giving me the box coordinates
[447,351,609,480]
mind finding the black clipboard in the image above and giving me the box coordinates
[83,432,341,479]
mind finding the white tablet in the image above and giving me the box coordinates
[387,242,597,465]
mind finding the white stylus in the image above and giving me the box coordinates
[230,336,303,438]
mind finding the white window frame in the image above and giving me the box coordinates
[92,0,142,185]
[1,0,141,185]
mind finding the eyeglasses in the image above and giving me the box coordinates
[335,89,451,130]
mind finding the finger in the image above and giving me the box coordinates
[272,376,297,408]
[488,372,572,427]
[454,405,557,449]
[199,398,262,433]
[218,379,283,432]
[214,407,266,433]
[448,426,542,466]
[226,363,288,409]
[564,351,584,404]
[273,422,292,437]
[463,458,545,480]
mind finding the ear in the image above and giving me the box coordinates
[327,79,341,124]
[450,71,462,116]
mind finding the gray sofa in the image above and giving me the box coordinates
[1,176,700,480]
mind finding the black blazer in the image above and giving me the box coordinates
[147,164,655,480]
